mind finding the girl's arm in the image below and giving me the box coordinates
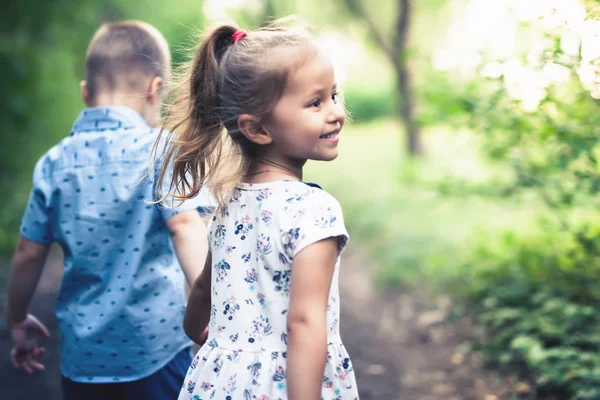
[287,237,338,400]
[183,251,212,345]
[166,210,209,286]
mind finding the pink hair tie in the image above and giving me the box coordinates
[232,29,247,43]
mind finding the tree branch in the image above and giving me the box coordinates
[341,0,395,62]
[394,0,410,63]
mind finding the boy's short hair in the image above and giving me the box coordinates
[85,20,170,101]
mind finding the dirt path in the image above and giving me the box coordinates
[0,247,512,399]
[339,251,514,400]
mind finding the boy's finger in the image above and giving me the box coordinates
[22,359,34,374]
[10,350,20,369]
[34,319,51,339]
[29,359,45,372]
[10,348,30,366]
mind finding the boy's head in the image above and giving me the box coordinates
[81,20,170,127]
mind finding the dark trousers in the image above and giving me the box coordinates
[61,348,192,400]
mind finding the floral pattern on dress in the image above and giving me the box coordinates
[256,189,272,202]
[179,181,358,400]
[215,259,231,282]
[256,233,273,261]
[214,224,226,248]
[280,228,304,258]
[223,296,241,321]
[272,269,291,295]
[244,268,258,292]
[260,209,274,226]
[248,361,262,385]
[234,215,254,240]
[246,315,273,343]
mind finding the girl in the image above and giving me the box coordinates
[157,21,359,400]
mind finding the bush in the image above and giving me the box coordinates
[343,84,396,123]
[457,215,600,399]
[421,4,600,397]
[416,69,482,128]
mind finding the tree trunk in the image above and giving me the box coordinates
[264,0,276,21]
[340,0,422,155]
[395,61,421,155]
[395,0,421,156]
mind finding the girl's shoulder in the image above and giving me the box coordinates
[224,181,344,224]
[276,181,342,210]
[277,182,348,257]
[273,182,345,228]
[234,180,341,206]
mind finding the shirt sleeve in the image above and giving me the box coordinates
[281,189,349,260]
[153,159,216,220]
[20,156,54,243]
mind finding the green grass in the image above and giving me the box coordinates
[305,119,537,288]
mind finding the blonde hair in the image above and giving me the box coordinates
[154,20,317,207]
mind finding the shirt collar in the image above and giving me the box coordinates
[71,106,150,135]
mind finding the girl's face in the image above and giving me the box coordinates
[263,51,345,165]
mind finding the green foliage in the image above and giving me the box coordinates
[416,70,481,127]
[424,8,600,398]
[304,119,531,289]
[469,81,600,209]
[0,0,99,255]
[461,216,600,399]
[344,84,396,122]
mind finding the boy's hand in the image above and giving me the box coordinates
[10,314,50,374]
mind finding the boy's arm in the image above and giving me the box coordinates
[7,237,52,374]
[183,251,212,345]
[166,210,209,286]
[7,237,51,327]
[286,238,338,400]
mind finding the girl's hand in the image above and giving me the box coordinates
[10,314,50,374]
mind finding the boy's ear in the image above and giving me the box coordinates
[238,114,273,145]
[147,76,163,104]
[80,81,92,107]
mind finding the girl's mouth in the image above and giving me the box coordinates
[320,130,340,139]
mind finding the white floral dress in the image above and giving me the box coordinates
[179,181,359,400]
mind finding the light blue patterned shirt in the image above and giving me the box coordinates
[20,106,213,383]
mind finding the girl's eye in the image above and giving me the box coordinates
[309,99,321,108]
[332,92,339,103]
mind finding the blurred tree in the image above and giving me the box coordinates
[440,5,600,398]
[340,0,421,155]
[443,1,600,208]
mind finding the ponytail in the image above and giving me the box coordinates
[154,24,240,207]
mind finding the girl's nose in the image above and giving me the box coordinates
[327,103,346,125]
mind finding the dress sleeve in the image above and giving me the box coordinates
[281,189,349,260]
[20,155,54,243]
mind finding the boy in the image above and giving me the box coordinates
[6,21,211,399]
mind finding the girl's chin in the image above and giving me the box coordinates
[314,151,339,162]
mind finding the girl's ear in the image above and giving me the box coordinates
[238,114,273,145]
